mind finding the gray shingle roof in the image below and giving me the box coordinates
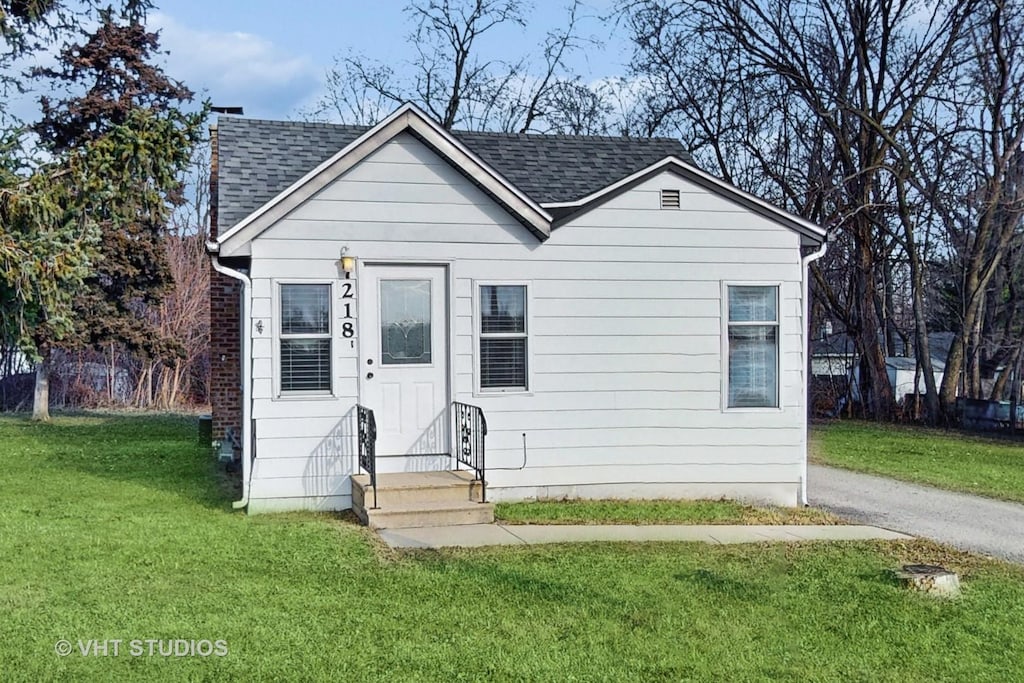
[214,116,690,233]
[451,130,691,204]
[888,356,945,372]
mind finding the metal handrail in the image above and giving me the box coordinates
[356,404,378,509]
[452,401,487,503]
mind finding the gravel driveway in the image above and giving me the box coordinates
[809,464,1024,563]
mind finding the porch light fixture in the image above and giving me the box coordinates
[338,247,356,278]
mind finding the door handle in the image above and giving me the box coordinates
[366,372,374,380]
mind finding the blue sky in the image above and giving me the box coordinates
[150,0,632,120]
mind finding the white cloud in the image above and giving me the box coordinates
[149,12,322,119]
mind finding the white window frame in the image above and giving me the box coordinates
[473,280,531,395]
[721,281,783,411]
[274,279,335,398]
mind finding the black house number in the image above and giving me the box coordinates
[341,281,355,344]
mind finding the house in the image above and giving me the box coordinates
[207,104,827,514]
[813,329,959,412]
[850,356,946,405]
[809,328,857,378]
[810,327,921,379]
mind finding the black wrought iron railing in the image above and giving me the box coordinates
[453,401,487,503]
[356,404,378,509]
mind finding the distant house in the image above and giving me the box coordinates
[809,328,857,378]
[206,103,828,513]
[811,329,960,413]
[850,356,946,405]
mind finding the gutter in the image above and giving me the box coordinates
[210,251,253,511]
[800,239,828,506]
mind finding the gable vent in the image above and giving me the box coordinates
[660,189,681,209]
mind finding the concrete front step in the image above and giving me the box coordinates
[352,470,493,529]
[357,499,494,529]
[352,470,484,508]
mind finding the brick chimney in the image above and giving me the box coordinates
[208,121,242,444]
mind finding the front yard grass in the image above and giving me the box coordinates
[812,419,1024,503]
[3,412,1024,681]
[495,498,840,525]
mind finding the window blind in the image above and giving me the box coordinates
[280,283,332,393]
[480,285,527,390]
[281,339,332,392]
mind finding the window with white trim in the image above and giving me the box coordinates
[727,285,779,408]
[479,284,528,391]
[280,283,332,393]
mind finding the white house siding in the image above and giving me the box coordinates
[243,132,807,511]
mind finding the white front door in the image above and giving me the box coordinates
[359,264,449,470]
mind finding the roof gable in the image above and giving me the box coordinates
[547,157,826,247]
[215,104,554,254]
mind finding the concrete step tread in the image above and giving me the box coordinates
[363,500,495,529]
[353,470,479,491]
[366,500,493,515]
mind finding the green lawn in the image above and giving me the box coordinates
[3,413,1024,681]
[495,499,840,525]
[812,420,1024,503]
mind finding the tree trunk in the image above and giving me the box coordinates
[854,226,895,420]
[989,343,1022,400]
[1011,350,1022,436]
[33,353,50,421]
[940,331,966,417]
[909,242,940,424]
[967,296,985,397]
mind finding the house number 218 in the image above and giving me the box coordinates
[341,281,355,342]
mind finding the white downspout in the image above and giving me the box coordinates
[800,239,828,506]
[210,250,253,510]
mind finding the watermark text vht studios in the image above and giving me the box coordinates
[54,639,227,657]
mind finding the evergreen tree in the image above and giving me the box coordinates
[27,1,206,417]
[1,0,103,419]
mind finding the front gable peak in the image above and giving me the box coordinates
[215,104,553,256]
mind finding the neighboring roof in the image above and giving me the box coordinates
[927,331,956,361]
[215,114,690,235]
[810,333,857,356]
[888,356,946,372]
[811,331,956,363]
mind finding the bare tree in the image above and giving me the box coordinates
[308,0,600,133]
[133,228,209,408]
[627,0,983,421]
[923,1,1024,415]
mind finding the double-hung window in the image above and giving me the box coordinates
[479,284,528,391]
[279,283,332,393]
[726,285,779,408]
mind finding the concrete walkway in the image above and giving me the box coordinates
[810,464,1024,563]
[378,523,911,549]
